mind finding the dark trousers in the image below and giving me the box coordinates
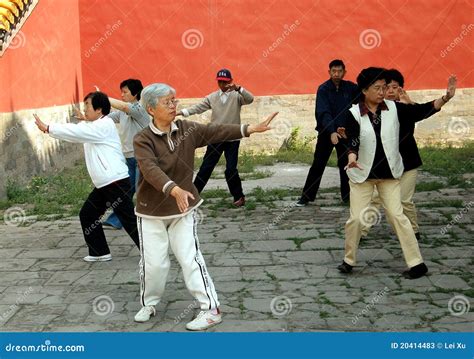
[301,133,350,202]
[194,141,244,201]
[79,178,140,256]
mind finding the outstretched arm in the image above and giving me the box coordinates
[193,112,279,148]
[109,97,131,113]
[33,114,107,143]
[433,75,457,110]
[395,75,457,123]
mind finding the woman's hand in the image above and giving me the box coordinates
[170,186,195,213]
[247,112,279,134]
[345,152,363,170]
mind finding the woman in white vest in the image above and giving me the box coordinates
[338,67,457,279]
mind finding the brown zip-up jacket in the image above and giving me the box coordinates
[134,119,249,218]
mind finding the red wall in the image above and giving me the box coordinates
[0,0,83,112]
[1,0,472,112]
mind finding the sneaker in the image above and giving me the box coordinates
[83,254,112,262]
[337,261,353,273]
[134,306,156,322]
[186,310,222,331]
[233,196,246,207]
[295,198,308,207]
[402,263,428,279]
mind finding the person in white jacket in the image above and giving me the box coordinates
[34,91,140,262]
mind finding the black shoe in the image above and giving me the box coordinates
[402,263,428,279]
[296,198,308,207]
[337,261,353,273]
[415,232,421,241]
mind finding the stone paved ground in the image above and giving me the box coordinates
[0,165,472,332]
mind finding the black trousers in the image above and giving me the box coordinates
[301,133,350,202]
[194,141,244,201]
[79,178,139,256]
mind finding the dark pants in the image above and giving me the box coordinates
[194,141,244,201]
[301,133,350,202]
[103,157,138,229]
[79,178,140,256]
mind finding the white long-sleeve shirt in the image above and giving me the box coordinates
[49,116,129,188]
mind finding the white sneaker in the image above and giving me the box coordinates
[83,254,112,262]
[134,306,156,322]
[186,310,222,331]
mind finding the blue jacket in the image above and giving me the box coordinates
[315,79,358,134]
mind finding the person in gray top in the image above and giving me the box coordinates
[177,69,254,207]
[102,79,151,228]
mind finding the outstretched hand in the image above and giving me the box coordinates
[248,112,279,134]
[398,88,414,104]
[73,106,86,120]
[33,113,48,133]
[446,75,457,100]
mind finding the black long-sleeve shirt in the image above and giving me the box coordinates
[315,79,359,134]
[345,101,438,179]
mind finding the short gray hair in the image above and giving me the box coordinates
[140,83,176,111]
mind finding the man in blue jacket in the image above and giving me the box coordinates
[296,59,358,206]
[34,92,140,262]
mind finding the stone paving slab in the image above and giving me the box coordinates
[0,168,472,332]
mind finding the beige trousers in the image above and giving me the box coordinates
[344,178,423,267]
[361,169,419,236]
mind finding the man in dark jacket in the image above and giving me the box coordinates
[296,59,358,206]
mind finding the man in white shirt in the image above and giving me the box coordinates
[34,91,140,262]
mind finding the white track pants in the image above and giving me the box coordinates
[137,210,219,310]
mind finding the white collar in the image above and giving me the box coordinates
[149,121,179,136]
